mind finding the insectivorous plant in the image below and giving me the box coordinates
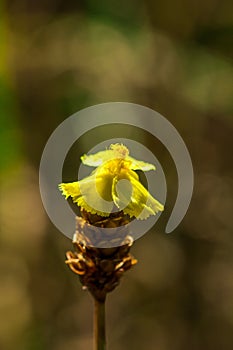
[59,143,164,350]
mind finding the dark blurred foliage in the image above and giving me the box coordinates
[0,0,233,349]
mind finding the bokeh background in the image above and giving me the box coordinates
[0,1,233,349]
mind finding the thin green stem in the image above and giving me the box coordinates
[94,298,106,350]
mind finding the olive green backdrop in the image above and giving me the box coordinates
[0,1,232,349]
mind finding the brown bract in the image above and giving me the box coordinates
[65,211,137,302]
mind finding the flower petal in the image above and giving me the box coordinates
[122,175,164,219]
[127,156,156,171]
[112,176,133,210]
[81,149,115,167]
[59,173,115,216]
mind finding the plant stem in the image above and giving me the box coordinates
[94,297,106,350]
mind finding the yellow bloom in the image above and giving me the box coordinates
[59,144,164,219]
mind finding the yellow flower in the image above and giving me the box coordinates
[59,144,164,219]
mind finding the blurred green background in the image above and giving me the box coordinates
[0,1,233,349]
